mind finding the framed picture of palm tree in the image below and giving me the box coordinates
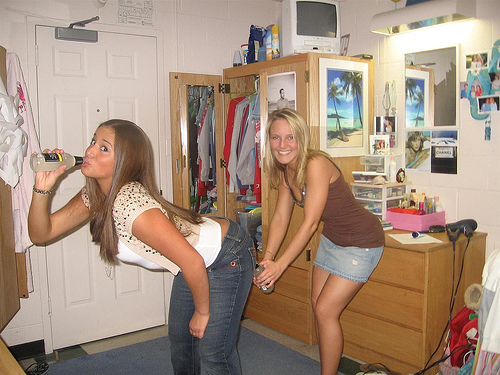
[319,57,370,157]
[405,65,434,127]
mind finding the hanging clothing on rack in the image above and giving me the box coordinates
[224,90,261,201]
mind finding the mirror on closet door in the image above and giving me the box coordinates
[405,46,457,127]
[169,73,224,215]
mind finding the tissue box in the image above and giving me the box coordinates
[386,210,445,231]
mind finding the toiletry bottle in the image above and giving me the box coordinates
[389,156,397,183]
[434,196,443,212]
[410,189,417,208]
[30,153,83,172]
[254,264,274,294]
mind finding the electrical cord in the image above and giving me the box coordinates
[413,343,473,375]
[413,237,471,375]
[25,362,49,375]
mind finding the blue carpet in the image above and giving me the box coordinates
[46,326,321,374]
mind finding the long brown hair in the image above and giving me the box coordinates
[86,119,203,263]
[263,108,331,189]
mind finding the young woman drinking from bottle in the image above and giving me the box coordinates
[28,119,255,375]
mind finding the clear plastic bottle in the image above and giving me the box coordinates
[434,196,443,212]
[30,153,83,172]
[254,264,274,294]
[389,156,397,183]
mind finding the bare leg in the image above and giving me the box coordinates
[312,266,363,375]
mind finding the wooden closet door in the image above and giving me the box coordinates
[169,73,224,215]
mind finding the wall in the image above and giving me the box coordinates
[0,0,279,348]
[340,0,500,259]
[2,0,498,350]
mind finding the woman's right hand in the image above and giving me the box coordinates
[33,149,70,192]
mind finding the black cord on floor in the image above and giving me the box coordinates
[413,237,471,375]
[25,362,49,375]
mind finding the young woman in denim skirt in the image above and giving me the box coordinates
[28,119,255,375]
[254,109,384,375]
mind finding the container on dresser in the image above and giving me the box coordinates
[351,182,409,220]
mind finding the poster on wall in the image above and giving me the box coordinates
[319,58,369,157]
[267,72,296,113]
[430,130,458,174]
[405,130,431,171]
[404,130,458,174]
[405,66,433,127]
[118,0,154,27]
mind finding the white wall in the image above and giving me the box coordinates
[2,0,499,349]
[340,0,500,259]
[0,0,280,348]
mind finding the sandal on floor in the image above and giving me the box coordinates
[359,363,401,375]
[25,362,49,375]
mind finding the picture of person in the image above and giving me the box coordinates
[375,116,397,148]
[405,130,431,170]
[471,54,484,68]
[479,96,500,113]
[460,82,468,99]
[267,72,296,112]
[466,52,488,70]
[492,97,499,111]
[276,88,290,109]
[471,85,476,98]
[370,135,390,155]
[491,72,500,91]
[480,97,491,112]
[476,84,482,97]
[383,117,393,133]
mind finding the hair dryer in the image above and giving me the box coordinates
[446,219,478,242]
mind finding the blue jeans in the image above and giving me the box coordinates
[169,218,256,375]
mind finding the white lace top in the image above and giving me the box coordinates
[82,181,221,274]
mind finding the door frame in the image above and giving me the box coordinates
[26,17,168,354]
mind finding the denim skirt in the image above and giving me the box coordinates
[314,234,384,283]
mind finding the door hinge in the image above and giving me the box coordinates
[305,70,310,83]
[220,158,227,168]
[306,249,311,261]
[219,83,230,94]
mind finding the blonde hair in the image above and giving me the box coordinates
[263,108,331,189]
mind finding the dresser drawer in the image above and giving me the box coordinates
[341,310,423,368]
[243,285,315,344]
[348,280,424,330]
[370,246,424,290]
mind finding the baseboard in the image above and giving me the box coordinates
[8,339,45,361]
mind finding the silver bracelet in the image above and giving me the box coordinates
[33,185,53,195]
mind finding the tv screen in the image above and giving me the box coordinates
[296,1,337,38]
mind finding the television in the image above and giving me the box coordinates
[281,0,341,57]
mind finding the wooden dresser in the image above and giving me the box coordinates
[341,230,486,375]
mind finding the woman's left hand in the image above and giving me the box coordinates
[189,311,210,338]
[253,260,284,288]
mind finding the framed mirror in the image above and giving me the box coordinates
[405,46,457,127]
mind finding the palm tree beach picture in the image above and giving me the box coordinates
[325,68,364,148]
[405,76,426,127]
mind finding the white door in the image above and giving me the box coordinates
[35,25,165,349]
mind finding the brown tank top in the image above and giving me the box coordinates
[288,163,385,248]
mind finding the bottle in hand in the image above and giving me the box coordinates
[254,264,274,294]
[30,153,84,172]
